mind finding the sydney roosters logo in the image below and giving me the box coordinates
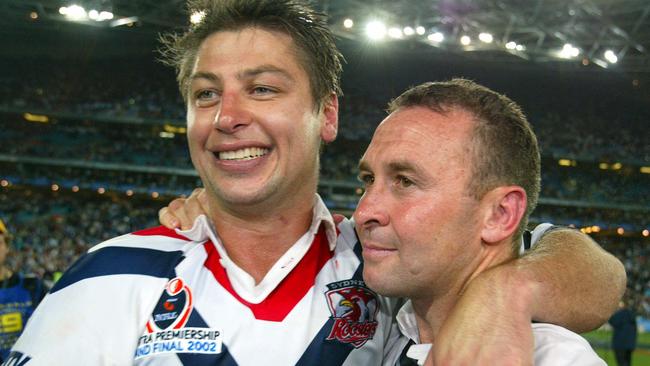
[325,279,379,348]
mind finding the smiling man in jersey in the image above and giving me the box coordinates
[7,1,625,365]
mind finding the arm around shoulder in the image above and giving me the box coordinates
[516,227,626,332]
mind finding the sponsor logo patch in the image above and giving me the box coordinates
[324,279,379,348]
[136,278,222,359]
[146,277,193,332]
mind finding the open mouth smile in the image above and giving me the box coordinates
[216,147,270,161]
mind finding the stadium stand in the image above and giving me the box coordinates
[0,24,648,364]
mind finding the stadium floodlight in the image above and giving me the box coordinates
[515,44,526,51]
[460,35,471,46]
[427,32,444,43]
[98,11,114,21]
[505,41,517,50]
[64,4,87,21]
[478,32,493,43]
[190,10,205,24]
[388,27,403,39]
[559,43,580,58]
[415,26,426,35]
[366,20,387,41]
[604,50,618,64]
[343,18,354,28]
[403,26,414,36]
[88,9,99,20]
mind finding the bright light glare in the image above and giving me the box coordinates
[190,10,205,24]
[478,32,493,43]
[343,18,354,28]
[88,9,99,20]
[366,21,387,40]
[65,5,87,20]
[59,7,68,15]
[559,43,580,58]
[388,27,403,39]
[460,35,471,45]
[604,50,618,63]
[505,41,517,50]
[427,32,444,43]
[515,44,526,51]
[415,26,426,35]
[403,26,414,36]
[98,11,114,21]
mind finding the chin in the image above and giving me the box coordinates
[362,268,393,296]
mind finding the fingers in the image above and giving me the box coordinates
[181,192,207,230]
[158,198,186,229]
[158,188,209,231]
[332,213,345,225]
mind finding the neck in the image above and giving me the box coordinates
[412,239,514,344]
[411,294,458,344]
[208,192,317,284]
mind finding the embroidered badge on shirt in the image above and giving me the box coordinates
[135,277,222,359]
[324,279,379,348]
[147,277,193,332]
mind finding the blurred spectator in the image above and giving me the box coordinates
[609,298,638,366]
[0,219,46,362]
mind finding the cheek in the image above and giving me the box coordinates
[187,119,211,145]
[393,213,439,273]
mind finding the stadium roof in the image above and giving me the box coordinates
[2,0,650,78]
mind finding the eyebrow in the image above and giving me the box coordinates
[386,161,420,174]
[357,160,420,174]
[189,65,295,84]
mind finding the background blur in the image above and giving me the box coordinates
[1,0,649,363]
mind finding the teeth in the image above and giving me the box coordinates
[218,147,269,161]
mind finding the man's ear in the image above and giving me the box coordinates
[320,93,338,143]
[480,186,527,244]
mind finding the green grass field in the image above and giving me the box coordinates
[583,330,650,365]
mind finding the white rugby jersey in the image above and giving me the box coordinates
[6,197,399,366]
[387,300,605,366]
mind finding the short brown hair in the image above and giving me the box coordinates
[388,79,541,249]
[159,0,343,107]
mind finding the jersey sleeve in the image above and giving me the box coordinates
[5,234,186,366]
[532,323,606,366]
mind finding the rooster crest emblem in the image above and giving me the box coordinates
[325,279,379,348]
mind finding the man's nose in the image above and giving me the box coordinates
[214,92,252,133]
[353,185,390,230]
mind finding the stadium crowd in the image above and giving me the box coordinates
[0,56,648,319]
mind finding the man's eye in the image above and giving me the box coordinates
[397,175,414,188]
[251,86,276,95]
[196,90,218,100]
[193,90,219,107]
[358,173,374,185]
